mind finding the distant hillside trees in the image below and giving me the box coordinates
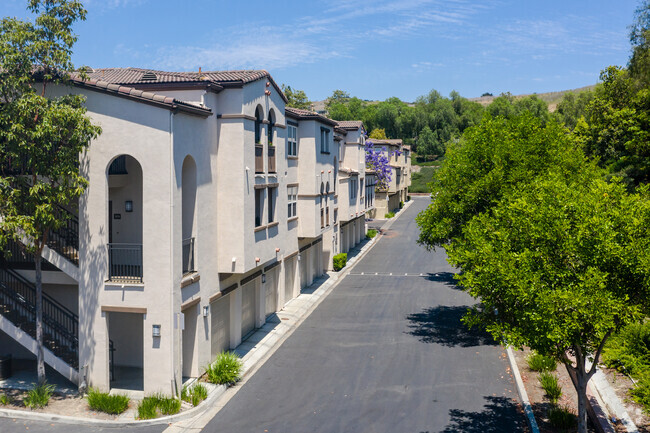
[282,85,312,110]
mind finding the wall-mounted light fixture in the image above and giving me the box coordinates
[125,200,133,212]
[152,324,161,337]
[202,305,210,317]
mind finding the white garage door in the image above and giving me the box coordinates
[284,257,295,304]
[265,268,278,317]
[241,281,256,339]
[210,295,230,357]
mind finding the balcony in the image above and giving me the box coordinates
[108,243,143,283]
[255,144,264,174]
[267,146,276,174]
[182,237,196,275]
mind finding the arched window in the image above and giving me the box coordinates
[268,109,275,146]
[255,106,263,144]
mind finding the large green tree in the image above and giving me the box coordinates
[446,177,650,433]
[0,0,100,384]
[281,84,311,110]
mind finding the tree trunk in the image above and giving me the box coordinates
[35,254,46,385]
[576,367,589,433]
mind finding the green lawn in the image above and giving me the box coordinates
[410,166,436,193]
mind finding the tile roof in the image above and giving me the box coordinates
[285,106,338,127]
[83,68,287,102]
[336,120,364,130]
[69,74,212,117]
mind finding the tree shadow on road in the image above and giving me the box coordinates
[422,272,463,291]
[437,396,529,433]
[405,305,498,347]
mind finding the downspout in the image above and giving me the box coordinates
[169,109,176,396]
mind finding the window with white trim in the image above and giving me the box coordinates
[320,127,330,154]
[287,186,297,218]
[287,125,297,157]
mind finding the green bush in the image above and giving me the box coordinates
[631,377,650,412]
[206,351,243,385]
[602,321,650,378]
[24,382,55,409]
[399,201,404,209]
[366,229,377,239]
[527,352,557,372]
[0,394,10,405]
[332,253,347,271]
[385,212,395,219]
[181,383,208,407]
[87,388,130,414]
[136,393,181,419]
[547,405,577,429]
[539,371,562,404]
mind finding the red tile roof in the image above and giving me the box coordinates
[336,120,365,131]
[285,106,338,127]
[83,68,287,102]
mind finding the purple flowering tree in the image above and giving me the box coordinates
[365,140,400,190]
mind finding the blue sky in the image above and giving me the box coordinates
[3,0,642,102]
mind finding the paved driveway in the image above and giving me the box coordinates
[203,197,527,433]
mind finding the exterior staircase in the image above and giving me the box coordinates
[0,207,81,384]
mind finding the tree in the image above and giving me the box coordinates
[416,125,442,157]
[0,0,100,384]
[365,141,392,189]
[368,128,387,139]
[416,113,593,248]
[555,90,595,130]
[281,84,311,110]
[445,176,650,433]
[326,89,350,108]
[629,1,650,86]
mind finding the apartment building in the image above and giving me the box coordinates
[368,139,411,218]
[0,68,371,395]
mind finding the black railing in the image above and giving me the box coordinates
[2,239,58,271]
[108,243,143,283]
[47,205,79,266]
[182,237,195,275]
[0,265,78,368]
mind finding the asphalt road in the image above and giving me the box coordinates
[202,197,527,433]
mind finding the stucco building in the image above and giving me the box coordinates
[0,68,374,395]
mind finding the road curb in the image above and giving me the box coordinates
[0,214,388,428]
[506,346,540,433]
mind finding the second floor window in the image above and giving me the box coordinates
[287,186,297,218]
[350,178,358,200]
[255,189,264,227]
[320,128,330,154]
[288,125,297,157]
[268,187,276,223]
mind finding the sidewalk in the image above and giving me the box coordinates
[0,215,388,428]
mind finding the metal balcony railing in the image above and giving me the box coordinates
[255,144,264,173]
[108,243,143,283]
[182,237,196,275]
[47,205,79,266]
[267,146,276,173]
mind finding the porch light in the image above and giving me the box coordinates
[202,306,210,317]
[125,200,133,212]
[152,324,161,338]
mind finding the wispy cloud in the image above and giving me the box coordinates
[141,0,495,71]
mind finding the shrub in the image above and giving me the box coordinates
[206,351,243,385]
[0,394,10,405]
[539,371,562,404]
[24,382,55,409]
[136,393,181,419]
[182,383,208,407]
[631,377,650,412]
[399,201,404,209]
[332,253,347,272]
[86,388,129,414]
[366,229,377,239]
[602,321,650,378]
[547,405,577,429]
[527,352,557,372]
[385,211,395,218]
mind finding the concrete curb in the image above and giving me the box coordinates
[506,346,540,433]
[591,369,639,433]
[0,215,388,428]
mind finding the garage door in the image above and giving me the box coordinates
[265,268,277,317]
[300,248,310,290]
[284,257,295,304]
[241,281,256,339]
[210,295,230,357]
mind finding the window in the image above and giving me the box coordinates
[360,178,364,197]
[255,106,263,144]
[334,209,338,224]
[268,187,276,224]
[268,110,275,146]
[255,189,264,227]
[320,196,325,229]
[287,186,297,218]
[287,125,297,157]
[320,127,330,154]
[396,168,401,185]
[349,178,357,200]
